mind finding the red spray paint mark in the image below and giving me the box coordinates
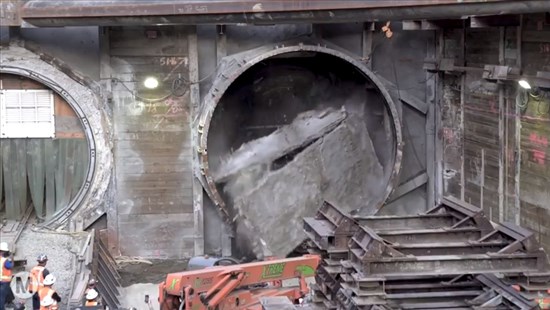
[443,127,455,144]
[529,132,548,165]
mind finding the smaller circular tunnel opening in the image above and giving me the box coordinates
[0,73,91,223]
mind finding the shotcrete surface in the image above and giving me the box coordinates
[15,228,88,309]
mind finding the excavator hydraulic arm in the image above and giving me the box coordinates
[159,254,320,310]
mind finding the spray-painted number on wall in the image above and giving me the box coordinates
[261,262,286,279]
[159,57,188,67]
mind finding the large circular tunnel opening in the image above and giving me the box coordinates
[201,46,402,258]
[0,73,91,224]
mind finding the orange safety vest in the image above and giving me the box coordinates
[28,265,46,292]
[0,257,12,282]
[85,300,98,306]
[39,287,58,310]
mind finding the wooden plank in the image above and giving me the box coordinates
[522,30,550,43]
[114,165,192,175]
[110,25,195,258]
[114,131,190,141]
[117,200,193,215]
[115,194,193,206]
[116,172,190,182]
[117,213,195,258]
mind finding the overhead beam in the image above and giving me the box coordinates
[19,0,550,27]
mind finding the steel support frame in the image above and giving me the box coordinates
[19,1,550,27]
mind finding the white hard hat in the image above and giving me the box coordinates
[37,254,48,263]
[41,296,54,307]
[86,289,99,300]
[43,274,56,286]
[0,242,9,252]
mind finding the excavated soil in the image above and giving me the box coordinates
[117,259,189,287]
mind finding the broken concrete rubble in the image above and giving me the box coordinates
[224,107,384,258]
[212,108,347,183]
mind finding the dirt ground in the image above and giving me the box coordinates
[117,259,189,309]
[117,259,189,287]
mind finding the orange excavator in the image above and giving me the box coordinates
[158,255,320,310]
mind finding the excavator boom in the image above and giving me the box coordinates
[159,255,320,310]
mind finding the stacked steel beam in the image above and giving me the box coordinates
[304,202,358,308]
[304,198,550,309]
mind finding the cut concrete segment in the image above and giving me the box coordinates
[202,45,403,259]
[212,108,347,183]
[226,113,384,258]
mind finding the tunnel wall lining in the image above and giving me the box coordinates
[0,45,113,229]
[197,41,404,222]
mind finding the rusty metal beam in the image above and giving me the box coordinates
[378,227,483,243]
[353,253,546,279]
[19,0,550,27]
[355,214,457,231]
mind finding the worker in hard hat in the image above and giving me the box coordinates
[38,274,61,310]
[85,289,100,307]
[29,254,50,310]
[85,278,97,293]
[0,241,14,309]
[40,296,58,310]
[84,278,102,305]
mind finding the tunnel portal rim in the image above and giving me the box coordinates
[198,43,403,217]
[0,66,97,228]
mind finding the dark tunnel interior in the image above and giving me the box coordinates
[208,52,397,180]
[206,51,401,258]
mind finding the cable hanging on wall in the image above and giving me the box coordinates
[111,66,218,103]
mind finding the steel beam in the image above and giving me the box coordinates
[378,227,483,244]
[354,254,546,279]
[393,241,513,256]
[475,274,539,310]
[20,0,550,27]
[354,214,457,231]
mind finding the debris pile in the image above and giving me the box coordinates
[304,199,550,309]
[219,106,386,258]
